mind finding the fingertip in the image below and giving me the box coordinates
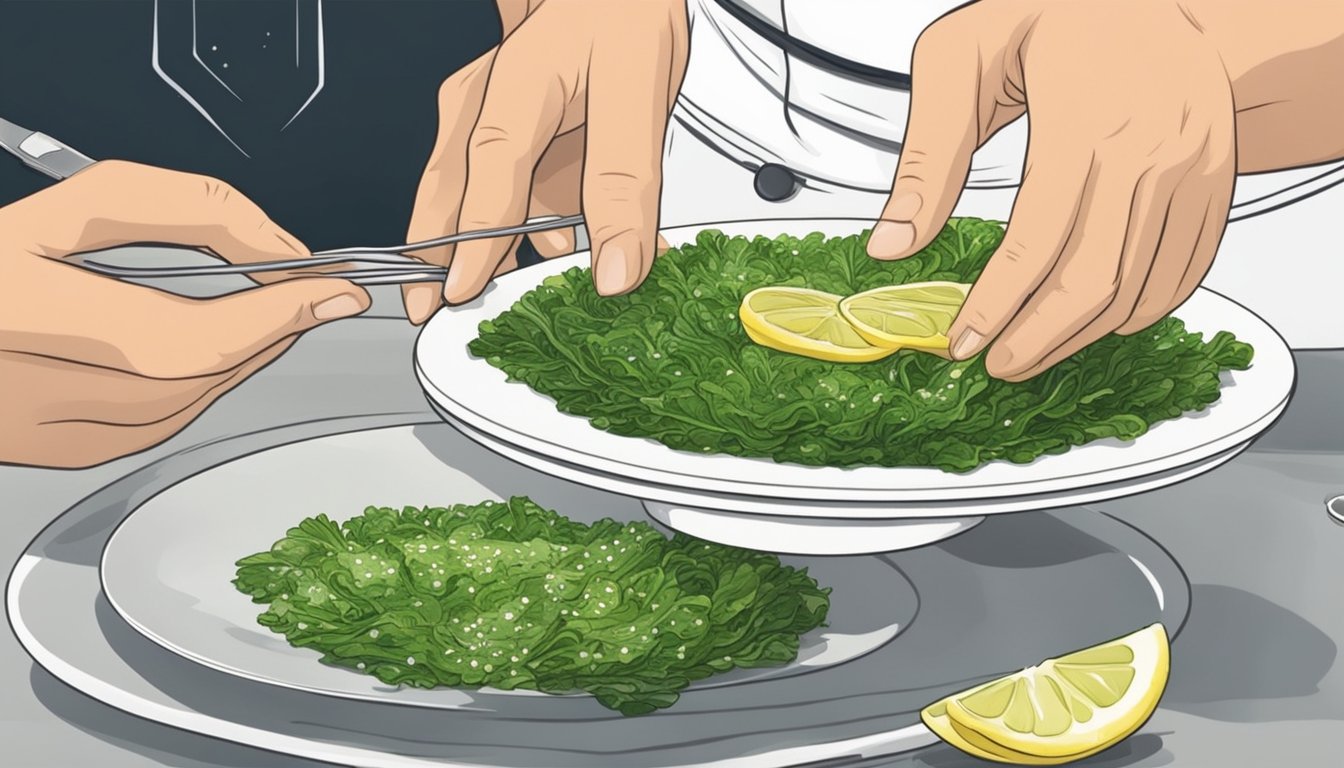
[983,343,1021,381]
[442,270,485,307]
[986,348,1048,383]
[404,283,442,324]
[1115,313,1158,337]
[273,228,310,258]
[261,277,370,324]
[866,220,917,260]
[593,233,644,297]
[227,222,310,266]
[948,327,986,361]
[312,292,369,322]
[593,259,630,296]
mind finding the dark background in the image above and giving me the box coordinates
[0,0,504,252]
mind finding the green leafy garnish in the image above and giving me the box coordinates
[233,497,830,715]
[469,218,1254,472]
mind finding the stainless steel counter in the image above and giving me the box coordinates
[3,304,1340,767]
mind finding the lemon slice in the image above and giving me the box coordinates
[838,282,971,358]
[922,623,1170,765]
[739,287,896,363]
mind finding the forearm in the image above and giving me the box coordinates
[1186,0,1344,172]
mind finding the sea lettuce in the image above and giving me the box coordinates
[469,219,1254,472]
[234,498,830,715]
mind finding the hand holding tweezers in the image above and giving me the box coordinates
[2,115,586,286]
[72,214,587,286]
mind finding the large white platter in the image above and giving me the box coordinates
[416,218,1295,521]
[11,417,1189,768]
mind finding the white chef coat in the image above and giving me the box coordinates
[660,0,1344,349]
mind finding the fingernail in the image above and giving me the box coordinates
[950,328,985,360]
[868,191,922,259]
[313,292,368,321]
[595,235,641,296]
[404,284,440,323]
[867,220,916,259]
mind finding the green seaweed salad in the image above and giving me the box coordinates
[470,218,1255,472]
[234,497,830,715]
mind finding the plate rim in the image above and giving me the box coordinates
[433,402,1262,519]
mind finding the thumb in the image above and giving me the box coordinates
[868,23,984,261]
[194,278,370,374]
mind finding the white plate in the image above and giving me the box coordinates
[415,217,1295,517]
[433,401,1255,553]
[100,427,914,711]
[12,418,1190,768]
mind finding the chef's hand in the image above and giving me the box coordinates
[869,0,1237,380]
[870,0,1344,381]
[401,0,689,323]
[0,160,370,469]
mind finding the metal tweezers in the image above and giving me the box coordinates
[76,215,585,286]
[0,115,586,286]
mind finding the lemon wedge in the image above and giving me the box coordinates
[739,287,896,363]
[922,623,1170,765]
[838,282,971,358]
